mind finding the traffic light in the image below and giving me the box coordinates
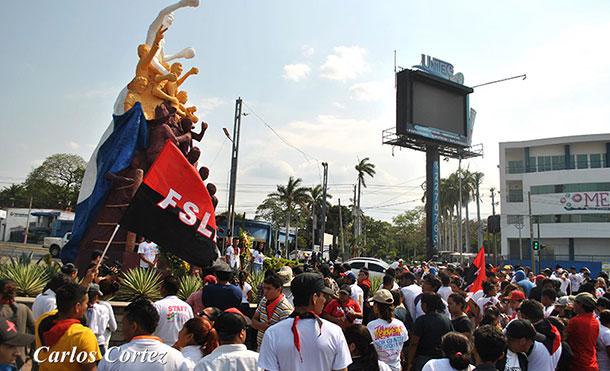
[532,240,540,251]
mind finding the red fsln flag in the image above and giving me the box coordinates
[469,246,486,293]
[121,141,218,267]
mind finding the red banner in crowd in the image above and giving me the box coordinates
[468,246,486,293]
[121,141,218,267]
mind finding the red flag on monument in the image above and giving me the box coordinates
[469,246,486,293]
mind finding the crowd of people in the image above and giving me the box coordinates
[1,247,610,371]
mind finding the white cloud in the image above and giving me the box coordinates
[199,97,225,114]
[301,45,315,58]
[333,102,346,109]
[320,46,370,81]
[283,64,311,82]
[349,78,394,102]
[68,141,80,150]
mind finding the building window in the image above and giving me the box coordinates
[576,154,588,169]
[533,213,610,223]
[531,182,610,195]
[526,157,537,173]
[551,156,565,170]
[507,215,524,225]
[537,156,551,172]
[590,154,603,168]
[507,181,524,202]
[507,160,524,174]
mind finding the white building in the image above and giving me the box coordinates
[499,134,610,262]
[0,208,74,242]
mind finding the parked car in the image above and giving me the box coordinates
[345,257,389,279]
[43,232,71,258]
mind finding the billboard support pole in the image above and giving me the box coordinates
[426,145,440,260]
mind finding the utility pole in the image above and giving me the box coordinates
[457,157,463,264]
[227,97,243,249]
[23,196,33,244]
[537,221,542,273]
[490,188,497,264]
[338,198,345,260]
[320,162,328,256]
[515,217,524,261]
[476,180,483,250]
[528,191,536,274]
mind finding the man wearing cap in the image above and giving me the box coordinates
[0,280,34,368]
[84,283,114,355]
[277,267,294,306]
[0,316,34,371]
[258,272,351,371]
[194,310,259,371]
[501,319,549,371]
[202,262,242,311]
[342,271,364,322]
[516,301,562,371]
[322,285,362,329]
[566,292,599,371]
[186,274,218,316]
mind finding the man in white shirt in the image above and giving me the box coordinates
[258,272,352,371]
[195,309,260,371]
[153,276,194,344]
[569,267,584,294]
[32,274,70,320]
[98,298,190,371]
[137,239,159,269]
[399,272,422,323]
[505,319,560,371]
[225,238,241,270]
[344,271,364,318]
[414,274,451,319]
[85,283,114,355]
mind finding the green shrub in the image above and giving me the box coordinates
[177,275,202,301]
[116,268,162,301]
[370,276,382,295]
[0,254,51,297]
[263,257,299,272]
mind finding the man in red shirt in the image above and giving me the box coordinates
[322,285,362,328]
[567,292,599,371]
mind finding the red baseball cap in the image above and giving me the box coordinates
[510,290,526,301]
[535,275,546,282]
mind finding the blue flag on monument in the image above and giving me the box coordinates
[60,103,148,263]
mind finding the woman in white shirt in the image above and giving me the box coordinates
[238,271,253,315]
[174,317,219,367]
[422,332,474,371]
[251,244,265,273]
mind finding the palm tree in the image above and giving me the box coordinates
[440,175,460,251]
[267,176,310,258]
[459,169,476,252]
[472,171,485,249]
[307,185,332,249]
[354,158,376,244]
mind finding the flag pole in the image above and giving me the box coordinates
[95,224,121,272]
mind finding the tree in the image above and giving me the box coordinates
[472,171,485,249]
[266,176,310,257]
[458,169,476,253]
[354,158,375,250]
[392,207,426,260]
[1,153,86,209]
[0,184,28,208]
[307,185,333,249]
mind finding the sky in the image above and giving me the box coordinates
[1,1,610,222]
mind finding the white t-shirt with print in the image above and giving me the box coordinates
[423,358,474,371]
[153,295,194,345]
[504,350,523,371]
[258,317,352,371]
[476,295,500,316]
[241,282,252,304]
[598,324,610,371]
[138,241,159,268]
[367,318,409,371]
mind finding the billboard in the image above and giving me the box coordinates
[396,68,474,147]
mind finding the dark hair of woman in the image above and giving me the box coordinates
[421,292,446,314]
[374,301,394,322]
[442,332,472,370]
[183,317,219,356]
[343,324,379,371]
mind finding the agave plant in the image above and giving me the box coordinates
[116,268,162,301]
[246,270,265,303]
[0,254,51,297]
[370,276,383,295]
[177,274,202,301]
